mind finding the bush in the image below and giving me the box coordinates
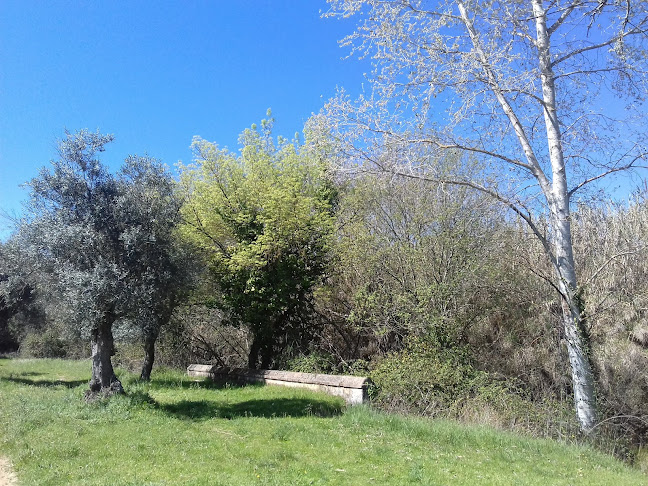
[369,337,476,415]
[20,330,68,358]
[367,336,584,441]
[283,352,337,374]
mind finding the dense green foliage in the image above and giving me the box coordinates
[327,173,505,354]
[0,245,32,352]
[179,115,335,369]
[1,358,645,485]
[284,171,648,454]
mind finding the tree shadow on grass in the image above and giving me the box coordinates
[148,378,241,391]
[146,377,274,395]
[161,397,344,421]
[4,376,87,388]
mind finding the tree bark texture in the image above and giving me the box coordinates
[532,0,597,432]
[88,313,124,396]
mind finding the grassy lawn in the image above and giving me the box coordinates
[0,359,646,485]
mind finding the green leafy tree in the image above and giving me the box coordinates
[179,116,336,369]
[0,242,34,352]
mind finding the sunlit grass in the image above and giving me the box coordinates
[0,358,646,485]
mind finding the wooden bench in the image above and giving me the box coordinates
[187,365,372,405]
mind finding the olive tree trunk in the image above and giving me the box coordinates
[140,331,158,381]
[88,313,123,396]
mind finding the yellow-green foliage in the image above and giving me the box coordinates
[177,115,335,367]
[179,120,334,278]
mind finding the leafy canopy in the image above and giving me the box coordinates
[16,129,184,338]
[178,116,336,366]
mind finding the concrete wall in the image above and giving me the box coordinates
[187,365,372,405]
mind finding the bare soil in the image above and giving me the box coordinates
[0,457,17,486]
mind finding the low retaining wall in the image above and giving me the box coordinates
[187,365,371,405]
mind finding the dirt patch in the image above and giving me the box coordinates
[0,457,17,486]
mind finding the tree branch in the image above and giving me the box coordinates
[568,153,648,197]
[457,1,553,200]
[551,22,648,68]
[381,166,556,267]
[417,138,536,172]
[547,1,582,35]
[584,246,648,286]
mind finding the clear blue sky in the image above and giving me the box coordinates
[0,1,367,238]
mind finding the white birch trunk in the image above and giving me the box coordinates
[532,0,597,432]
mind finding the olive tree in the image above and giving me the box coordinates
[0,242,33,352]
[115,157,195,381]
[322,0,648,432]
[17,130,188,394]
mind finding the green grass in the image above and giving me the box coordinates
[0,359,646,485]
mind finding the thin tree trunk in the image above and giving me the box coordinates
[248,336,260,370]
[88,312,123,396]
[260,342,273,370]
[552,199,597,432]
[562,291,597,431]
[141,306,175,381]
[140,331,157,381]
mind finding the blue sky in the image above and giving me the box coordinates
[0,1,367,238]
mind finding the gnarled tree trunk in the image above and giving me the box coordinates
[88,312,123,396]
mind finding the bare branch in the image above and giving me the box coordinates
[383,167,556,266]
[568,153,648,197]
[584,246,648,286]
[552,23,648,68]
[457,2,553,199]
[554,66,643,80]
[547,1,582,35]
[418,138,536,172]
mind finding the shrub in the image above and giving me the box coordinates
[369,337,475,415]
[367,336,585,441]
[20,330,68,358]
[283,352,337,374]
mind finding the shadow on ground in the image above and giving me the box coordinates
[2,367,345,421]
[8,371,43,377]
[146,377,255,391]
[4,376,88,388]
[161,397,344,421]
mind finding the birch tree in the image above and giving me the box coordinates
[323,0,648,432]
